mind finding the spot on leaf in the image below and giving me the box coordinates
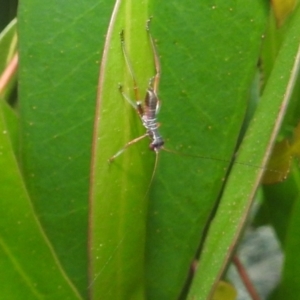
[211,281,237,300]
[262,121,300,184]
[271,0,298,27]
[262,139,291,184]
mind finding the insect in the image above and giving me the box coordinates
[109,22,284,184]
[109,21,166,165]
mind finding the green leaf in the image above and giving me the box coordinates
[268,164,300,299]
[89,1,155,299]
[145,1,268,299]
[211,281,237,300]
[258,172,297,244]
[1,100,18,155]
[272,0,298,26]
[0,100,81,299]
[18,0,115,297]
[188,4,300,299]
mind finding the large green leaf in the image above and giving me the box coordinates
[0,100,81,298]
[89,1,155,299]
[1,17,80,300]
[18,0,115,297]
[189,4,300,299]
[145,1,268,299]
[89,1,269,299]
[1,21,79,291]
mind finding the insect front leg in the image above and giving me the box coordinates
[108,133,149,163]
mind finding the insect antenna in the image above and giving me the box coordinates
[140,150,160,199]
[161,146,284,178]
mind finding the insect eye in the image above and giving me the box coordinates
[149,140,164,151]
[149,144,156,151]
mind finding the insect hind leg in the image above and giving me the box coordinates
[120,30,141,103]
[146,18,161,94]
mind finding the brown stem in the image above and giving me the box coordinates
[0,52,18,95]
[233,255,261,300]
